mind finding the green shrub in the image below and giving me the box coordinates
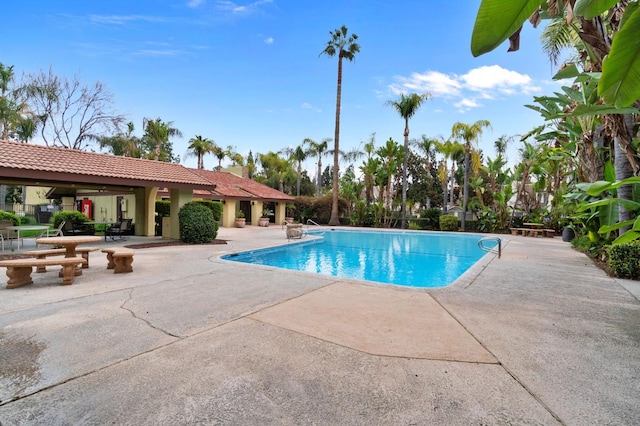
[421,208,442,230]
[439,214,459,231]
[571,235,593,252]
[408,222,421,230]
[155,200,171,217]
[51,210,90,228]
[179,202,218,244]
[194,200,223,221]
[607,242,640,279]
[20,215,37,225]
[293,195,349,224]
[0,210,20,225]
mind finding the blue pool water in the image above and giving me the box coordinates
[223,230,496,288]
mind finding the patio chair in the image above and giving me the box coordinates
[62,220,94,236]
[0,219,19,248]
[36,221,65,247]
[106,218,132,241]
[39,220,65,238]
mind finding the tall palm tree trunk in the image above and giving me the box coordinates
[329,56,343,226]
[461,148,470,231]
[401,122,409,229]
[317,160,322,197]
[449,163,456,206]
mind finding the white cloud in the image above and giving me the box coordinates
[454,98,481,112]
[389,65,542,111]
[264,37,274,44]
[461,65,540,95]
[187,0,205,7]
[215,0,273,14]
[135,49,182,57]
[89,14,169,25]
[390,70,462,97]
[302,102,321,113]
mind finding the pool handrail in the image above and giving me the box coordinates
[477,236,501,258]
[306,219,320,228]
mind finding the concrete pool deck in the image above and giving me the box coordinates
[0,226,638,425]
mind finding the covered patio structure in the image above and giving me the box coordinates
[0,140,216,239]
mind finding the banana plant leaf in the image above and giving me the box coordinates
[598,3,640,107]
[471,0,546,56]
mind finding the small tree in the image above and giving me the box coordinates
[24,67,125,149]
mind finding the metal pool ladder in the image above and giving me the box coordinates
[478,236,502,258]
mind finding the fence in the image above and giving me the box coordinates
[1,203,64,223]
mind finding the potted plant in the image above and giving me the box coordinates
[562,222,575,242]
[234,210,246,228]
[285,203,296,224]
[258,208,272,227]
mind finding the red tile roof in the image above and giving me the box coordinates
[0,140,215,190]
[191,169,294,201]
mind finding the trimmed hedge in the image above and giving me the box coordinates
[179,202,218,244]
[51,210,90,228]
[156,200,171,217]
[0,210,20,225]
[194,200,223,221]
[439,215,459,231]
[608,241,640,279]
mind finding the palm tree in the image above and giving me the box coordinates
[321,25,360,225]
[0,63,20,141]
[186,135,215,169]
[451,120,491,231]
[306,137,331,197]
[211,144,226,170]
[291,143,309,196]
[414,134,438,209]
[14,116,38,142]
[143,118,182,161]
[97,121,140,157]
[515,140,544,215]
[377,137,402,222]
[226,145,245,166]
[387,93,430,228]
[494,134,513,160]
[434,138,465,214]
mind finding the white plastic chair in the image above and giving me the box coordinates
[39,220,65,238]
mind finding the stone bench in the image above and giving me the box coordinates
[23,247,100,272]
[0,257,87,288]
[101,248,135,273]
[509,228,529,236]
[510,228,553,237]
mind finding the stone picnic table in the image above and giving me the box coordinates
[35,235,102,258]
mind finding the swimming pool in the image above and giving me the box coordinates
[222,229,497,288]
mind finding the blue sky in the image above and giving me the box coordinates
[3,1,561,171]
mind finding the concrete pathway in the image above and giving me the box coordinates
[0,227,638,425]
